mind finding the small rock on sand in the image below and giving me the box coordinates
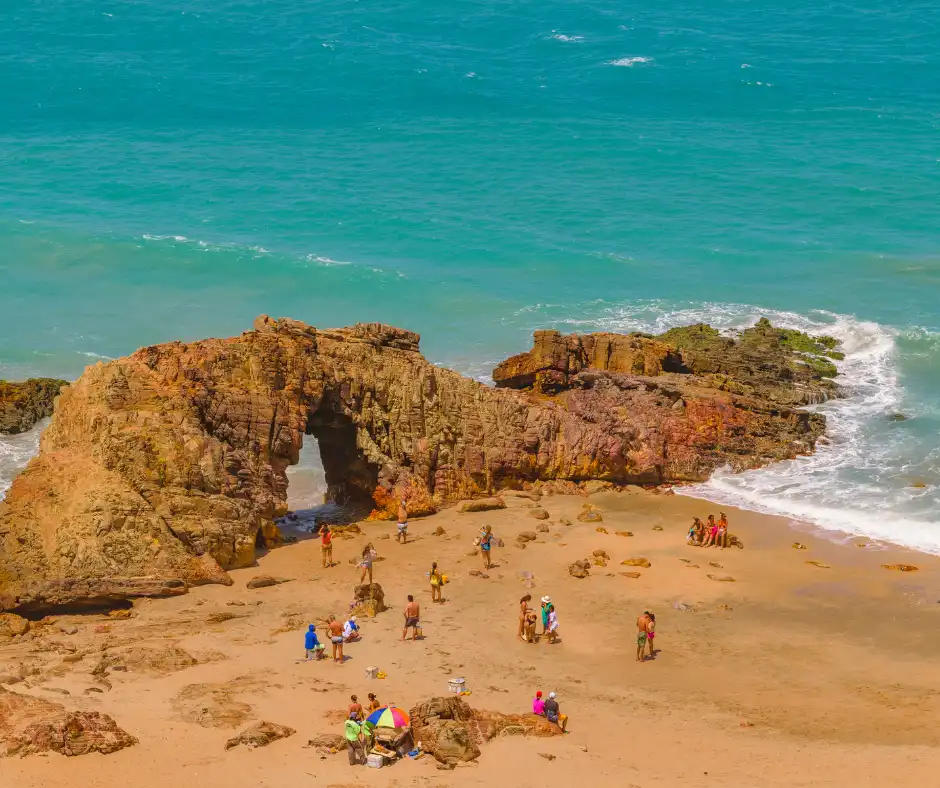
[615,531,634,537]
[791,543,808,550]
[457,497,506,513]
[593,549,609,559]
[568,560,590,579]
[577,511,603,523]
[621,558,651,568]
[529,508,550,520]
[620,572,642,579]
[536,524,550,533]
[652,525,664,532]
[882,564,918,572]
[707,574,736,582]
[805,561,830,569]
[434,526,446,536]
[517,532,537,542]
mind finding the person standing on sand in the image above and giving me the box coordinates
[359,543,376,585]
[328,615,345,663]
[518,594,532,641]
[402,594,421,640]
[540,596,551,637]
[345,713,365,765]
[430,562,443,603]
[349,695,363,719]
[636,611,651,662]
[546,604,559,644]
[645,612,656,659]
[321,524,333,568]
[479,525,495,570]
[397,499,409,544]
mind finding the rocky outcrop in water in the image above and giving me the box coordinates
[0,316,838,612]
[0,378,67,434]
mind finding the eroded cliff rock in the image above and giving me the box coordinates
[0,316,838,612]
[0,378,67,434]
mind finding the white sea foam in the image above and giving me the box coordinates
[519,299,940,553]
[608,57,652,67]
[0,420,46,500]
[550,31,584,42]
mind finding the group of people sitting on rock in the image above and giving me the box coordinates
[687,512,729,548]
[531,690,568,732]
[304,614,362,663]
[518,594,559,644]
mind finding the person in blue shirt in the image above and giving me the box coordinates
[304,624,325,660]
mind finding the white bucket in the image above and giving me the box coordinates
[366,753,385,769]
[365,666,378,680]
[448,677,466,693]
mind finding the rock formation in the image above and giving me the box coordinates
[0,687,137,757]
[0,316,839,612]
[409,696,562,765]
[0,378,68,434]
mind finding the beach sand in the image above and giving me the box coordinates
[3,489,940,787]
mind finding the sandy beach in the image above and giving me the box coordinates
[2,488,940,787]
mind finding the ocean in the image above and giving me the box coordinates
[2,0,939,549]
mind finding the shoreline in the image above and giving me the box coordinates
[4,487,940,786]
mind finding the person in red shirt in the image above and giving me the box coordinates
[321,524,333,569]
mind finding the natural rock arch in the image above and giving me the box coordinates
[0,316,836,612]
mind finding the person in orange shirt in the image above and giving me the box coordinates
[321,524,333,569]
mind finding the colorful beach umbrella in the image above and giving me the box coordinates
[366,706,410,728]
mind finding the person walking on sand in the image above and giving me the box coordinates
[518,594,532,641]
[430,562,443,603]
[321,524,333,568]
[402,594,421,641]
[359,543,376,585]
[397,499,409,544]
[304,624,325,660]
[636,611,651,662]
[328,615,345,663]
[479,525,495,570]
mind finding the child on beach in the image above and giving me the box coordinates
[479,526,495,570]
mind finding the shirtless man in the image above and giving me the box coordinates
[402,594,421,641]
[328,615,345,663]
[636,611,652,662]
[397,499,409,544]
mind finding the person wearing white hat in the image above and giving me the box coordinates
[343,615,361,642]
[540,597,552,637]
[543,691,568,732]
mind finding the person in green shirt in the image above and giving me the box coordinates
[344,713,365,765]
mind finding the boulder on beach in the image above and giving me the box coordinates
[224,721,295,751]
[621,558,651,568]
[569,560,591,579]
[528,508,550,520]
[457,497,506,513]
[578,511,604,523]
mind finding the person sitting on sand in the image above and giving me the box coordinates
[546,604,559,644]
[304,624,326,660]
[402,594,421,641]
[532,690,545,716]
[430,562,443,603]
[343,616,361,642]
[543,691,568,732]
[328,615,345,663]
[397,499,409,544]
[367,692,381,714]
[636,611,651,662]
[687,518,704,546]
[717,512,729,548]
[518,594,532,641]
[479,525,495,570]
[701,515,718,548]
[321,524,333,569]
[359,543,376,585]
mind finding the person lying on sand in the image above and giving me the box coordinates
[343,616,361,642]
[402,594,421,641]
[543,691,568,732]
[328,615,345,663]
[304,624,326,660]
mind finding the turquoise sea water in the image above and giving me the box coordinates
[2,1,940,547]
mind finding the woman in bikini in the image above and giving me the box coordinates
[518,594,532,641]
[702,515,718,547]
[645,613,656,659]
[479,526,494,570]
[430,561,443,603]
[359,543,376,585]
[717,512,729,548]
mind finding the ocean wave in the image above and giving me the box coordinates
[608,57,652,67]
[550,32,584,42]
[0,420,46,500]
[515,299,940,552]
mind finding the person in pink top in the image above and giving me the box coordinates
[532,690,545,716]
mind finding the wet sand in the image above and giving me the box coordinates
[3,488,940,787]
